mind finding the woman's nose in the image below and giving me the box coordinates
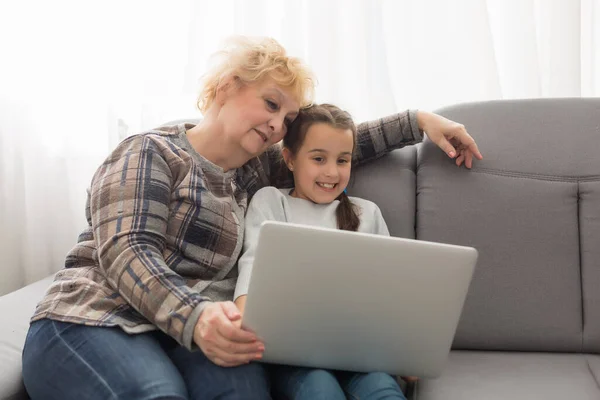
[268,115,285,135]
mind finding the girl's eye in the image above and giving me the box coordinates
[338,159,350,164]
[313,157,324,163]
[266,99,279,111]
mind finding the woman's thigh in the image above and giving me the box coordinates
[168,344,272,400]
[22,319,188,400]
[270,365,345,400]
[336,371,406,400]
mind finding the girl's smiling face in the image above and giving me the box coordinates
[283,123,354,204]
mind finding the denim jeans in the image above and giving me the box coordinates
[270,365,406,400]
[22,319,271,400]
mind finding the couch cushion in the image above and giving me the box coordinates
[417,98,600,352]
[0,276,54,400]
[416,351,600,400]
[351,147,417,239]
[417,157,582,351]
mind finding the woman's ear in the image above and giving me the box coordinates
[282,147,294,171]
[215,75,238,106]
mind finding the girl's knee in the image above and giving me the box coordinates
[345,372,406,400]
[293,369,344,400]
[232,362,271,393]
[302,369,338,385]
[364,372,399,385]
[188,362,270,400]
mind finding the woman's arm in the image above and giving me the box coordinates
[355,110,483,168]
[416,110,482,168]
[263,109,483,189]
[263,111,421,187]
[90,135,209,350]
[354,110,423,166]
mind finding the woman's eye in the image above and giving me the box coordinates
[266,100,279,111]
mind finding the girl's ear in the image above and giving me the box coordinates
[282,147,294,171]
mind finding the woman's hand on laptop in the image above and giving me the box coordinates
[194,301,265,367]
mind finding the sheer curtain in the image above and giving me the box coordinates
[1,0,598,294]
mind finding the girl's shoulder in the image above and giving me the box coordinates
[250,187,292,209]
[348,196,381,215]
[253,186,289,200]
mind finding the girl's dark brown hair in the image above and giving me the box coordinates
[284,103,360,231]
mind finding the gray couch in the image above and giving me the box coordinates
[2,98,599,399]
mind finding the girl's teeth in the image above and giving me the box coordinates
[318,183,335,189]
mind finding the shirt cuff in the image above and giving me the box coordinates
[182,300,212,351]
[408,109,425,142]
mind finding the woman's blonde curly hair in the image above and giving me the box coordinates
[197,36,316,114]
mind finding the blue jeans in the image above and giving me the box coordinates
[22,319,271,400]
[270,365,406,400]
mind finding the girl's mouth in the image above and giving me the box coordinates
[317,182,337,190]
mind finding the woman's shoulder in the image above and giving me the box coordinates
[107,125,192,164]
[111,129,178,153]
[94,129,196,187]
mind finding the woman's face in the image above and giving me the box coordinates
[217,79,300,159]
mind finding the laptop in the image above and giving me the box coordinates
[241,221,477,378]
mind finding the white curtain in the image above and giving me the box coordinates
[1,0,598,295]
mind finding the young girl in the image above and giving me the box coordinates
[234,104,407,400]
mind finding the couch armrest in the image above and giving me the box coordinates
[0,276,54,400]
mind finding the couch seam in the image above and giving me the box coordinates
[585,356,600,391]
[414,152,419,241]
[460,168,600,183]
[578,181,585,353]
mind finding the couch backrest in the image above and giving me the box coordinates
[414,98,600,353]
[350,147,418,239]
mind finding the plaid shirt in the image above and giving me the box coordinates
[31,111,422,350]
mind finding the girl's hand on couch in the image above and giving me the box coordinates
[416,110,483,168]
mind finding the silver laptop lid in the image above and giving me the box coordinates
[242,221,477,377]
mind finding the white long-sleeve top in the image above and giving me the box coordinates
[234,186,390,300]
